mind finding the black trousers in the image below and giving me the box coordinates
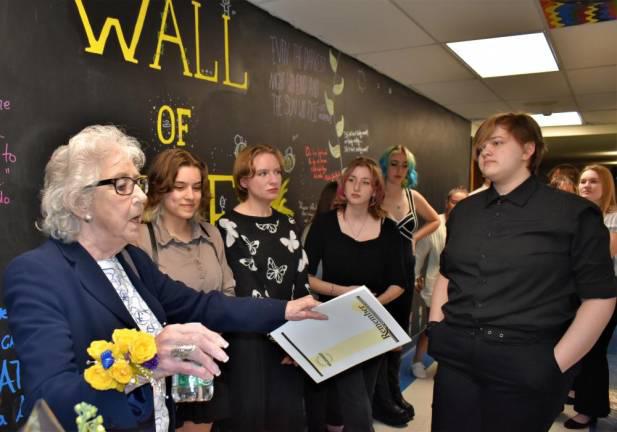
[572,307,617,418]
[428,322,577,432]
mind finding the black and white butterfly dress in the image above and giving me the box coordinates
[217,209,310,300]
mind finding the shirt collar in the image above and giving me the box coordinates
[485,175,539,207]
[154,214,210,246]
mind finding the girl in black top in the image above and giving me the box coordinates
[217,145,311,432]
[304,157,406,432]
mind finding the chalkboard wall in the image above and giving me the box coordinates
[0,0,470,428]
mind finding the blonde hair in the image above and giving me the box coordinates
[579,165,617,214]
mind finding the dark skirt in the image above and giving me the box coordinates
[216,333,305,432]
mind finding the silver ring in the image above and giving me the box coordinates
[171,344,196,360]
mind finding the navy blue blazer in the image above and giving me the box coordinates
[3,239,287,431]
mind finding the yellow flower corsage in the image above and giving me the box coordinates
[84,329,158,392]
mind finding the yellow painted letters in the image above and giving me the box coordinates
[149,0,193,77]
[192,0,219,82]
[73,0,150,64]
[222,14,248,90]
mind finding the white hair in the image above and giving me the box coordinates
[40,125,145,242]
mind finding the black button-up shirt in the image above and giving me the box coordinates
[440,175,617,332]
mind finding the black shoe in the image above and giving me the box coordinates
[564,417,597,429]
[397,398,415,419]
[372,405,410,428]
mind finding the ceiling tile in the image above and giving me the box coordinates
[567,66,617,95]
[393,0,544,43]
[484,71,571,101]
[358,44,474,85]
[412,79,499,105]
[581,110,617,125]
[250,0,434,54]
[509,98,578,115]
[445,101,511,120]
[577,93,617,111]
[550,20,617,70]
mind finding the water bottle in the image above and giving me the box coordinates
[171,374,214,402]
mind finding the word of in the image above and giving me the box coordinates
[343,129,369,154]
[0,359,21,394]
[156,105,191,146]
[270,36,327,73]
[74,0,248,89]
[0,99,10,110]
[269,71,320,98]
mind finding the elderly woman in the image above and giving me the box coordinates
[3,125,323,432]
[429,113,616,432]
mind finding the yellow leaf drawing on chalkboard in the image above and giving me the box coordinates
[272,179,294,216]
[328,140,341,159]
[335,116,345,138]
[333,78,344,96]
[329,50,338,74]
[324,92,334,116]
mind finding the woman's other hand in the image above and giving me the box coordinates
[285,295,327,321]
[154,323,229,380]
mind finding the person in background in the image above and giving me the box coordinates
[305,156,407,432]
[135,149,235,432]
[565,164,617,429]
[547,163,580,194]
[374,145,440,425]
[411,186,468,379]
[301,180,340,432]
[469,178,491,195]
[429,113,616,432]
[2,125,324,432]
[302,180,339,245]
[216,144,311,432]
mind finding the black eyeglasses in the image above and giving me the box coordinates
[88,175,149,196]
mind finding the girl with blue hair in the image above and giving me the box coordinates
[372,145,440,426]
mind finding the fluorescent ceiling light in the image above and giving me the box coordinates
[530,112,582,127]
[447,33,558,78]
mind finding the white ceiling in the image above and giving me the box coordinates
[247,0,617,166]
